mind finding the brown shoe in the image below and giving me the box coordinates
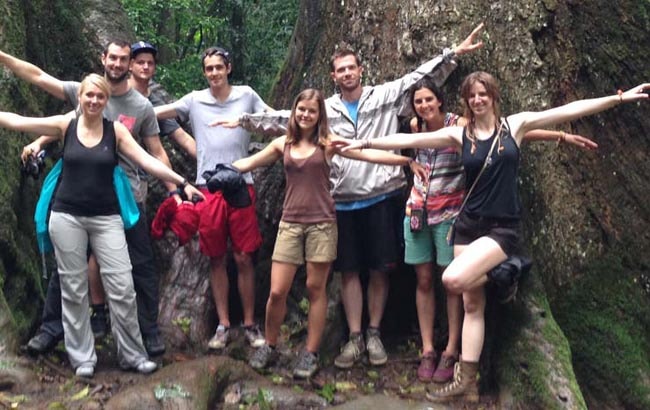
[426,360,479,403]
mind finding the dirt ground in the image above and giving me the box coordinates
[8,329,497,410]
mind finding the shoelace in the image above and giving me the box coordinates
[436,362,463,393]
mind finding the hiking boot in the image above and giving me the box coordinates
[293,350,319,379]
[249,343,277,370]
[75,365,95,378]
[334,332,365,369]
[366,328,388,366]
[90,304,109,339]
[208,325,230,350]
[426,360,479,403]
[417,351,437,382]
[26,331,60,354]
[243,324,265,348]
[143,332,166,356]
[135,360,158,374]
[432,353,458,383]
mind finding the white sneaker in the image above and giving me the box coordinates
[75,365,95,378]
[136,360,157,374]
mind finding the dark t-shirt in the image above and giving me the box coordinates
[52,118,120,216]
[462,123,521,221]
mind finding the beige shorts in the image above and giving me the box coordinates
[272,220,337,265]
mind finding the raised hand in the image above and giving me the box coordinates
[454,23,485,56]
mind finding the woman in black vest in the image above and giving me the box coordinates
[334,72,647,402]
[0,74,202,377]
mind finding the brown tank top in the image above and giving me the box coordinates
[281,143,336,223]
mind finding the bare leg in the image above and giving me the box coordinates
[87,254,105,305]
[209,255,230,328]
[367,269,389,329]
[415,262,435,353]
[442,237,507,361]
[443,288,462,357]
[340,271,363,333]
[264,261,299,346]
[233,251,256,327]
[304,262,332,353]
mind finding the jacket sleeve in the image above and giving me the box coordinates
[239,110,291,137]
[374,48,458,115]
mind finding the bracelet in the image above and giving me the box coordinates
[178,179,188,190]
[360,140,372,150]
[556,131,566,146]
[168,189,180,197]
[617,89,623,104]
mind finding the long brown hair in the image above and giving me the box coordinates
[286,89,330,147]
[460,71,501,141]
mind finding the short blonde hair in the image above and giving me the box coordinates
[78,73,111,98]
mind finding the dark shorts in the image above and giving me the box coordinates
[453,211,522,256]
[334,195,403,273]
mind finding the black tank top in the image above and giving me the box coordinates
[461,122,521,221]
[52,118,120,216]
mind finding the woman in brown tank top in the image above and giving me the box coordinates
[232,88,425,378]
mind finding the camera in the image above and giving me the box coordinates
[21,150,46,179]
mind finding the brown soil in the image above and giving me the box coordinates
[12,332,497,409]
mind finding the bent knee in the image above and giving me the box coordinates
[442,272,464,294]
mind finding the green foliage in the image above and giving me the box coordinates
[554,251,650,410]
[316,383,335,403]
[119,0,298,99]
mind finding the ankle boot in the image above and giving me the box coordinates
[426,360,479,403]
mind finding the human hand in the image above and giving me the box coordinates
[184,184,205,202]
[21,142,42,164]
[409,160,428,181]
[209,118,241,128]
[454,23,485,56]
[563,133,598,151]
[329,138,365,152]
[619,83,650,103]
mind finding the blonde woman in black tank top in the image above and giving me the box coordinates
[334,73,648,402]
[232,88,425,378]
[0,74,203,377]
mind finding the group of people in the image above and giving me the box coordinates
[1,22,648,403]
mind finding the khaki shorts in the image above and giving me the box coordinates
[272,220,337,265]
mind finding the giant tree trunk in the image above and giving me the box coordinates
[1,1,649,409]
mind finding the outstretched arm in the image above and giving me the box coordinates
[332,140,428,180]
[232,136,285,173]
[115,123,204,201]
[509,83,650,139]
[331,126,464,152]
[0,50,66,100]
[0,112,67,139]
[153,104,178,120]
[523,129,598,150]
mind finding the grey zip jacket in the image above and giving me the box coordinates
[240,48,458,203]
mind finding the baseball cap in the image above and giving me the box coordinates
[131,41,157,58]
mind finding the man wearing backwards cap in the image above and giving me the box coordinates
[0,40,178,357]
[129,41,197,161]
[154,46,272,350]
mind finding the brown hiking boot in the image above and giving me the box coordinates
[426,360,479,403]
